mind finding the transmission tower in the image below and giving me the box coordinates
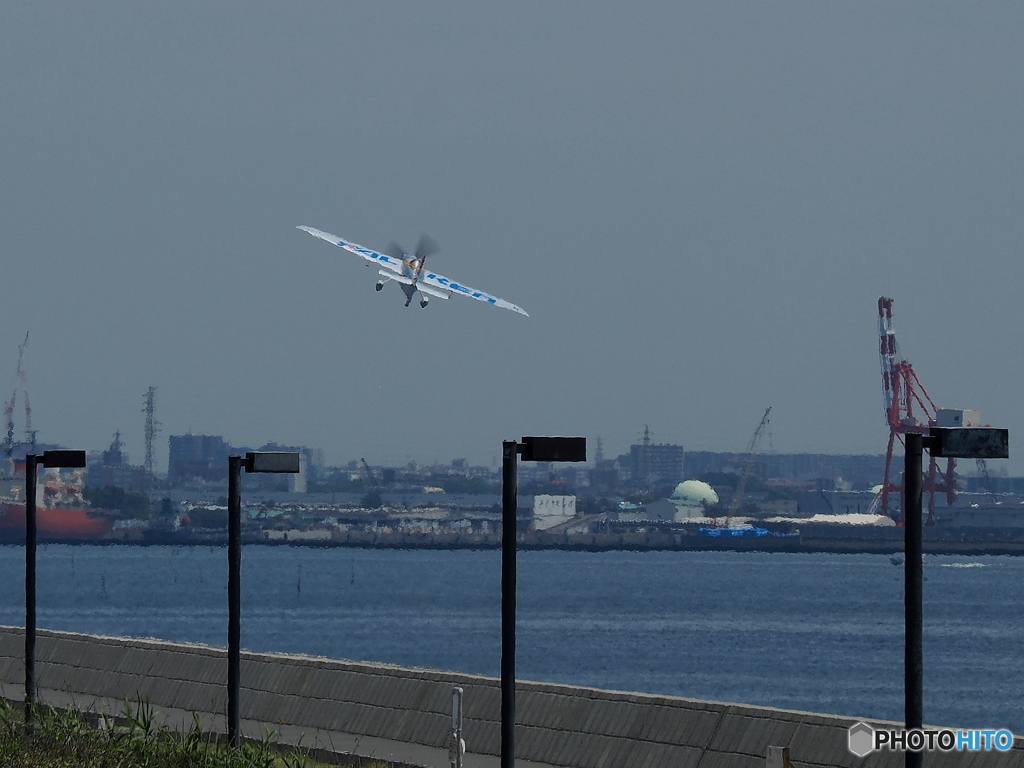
[142,386,160,479]
[639,425,652,487]
[877,297,955,525]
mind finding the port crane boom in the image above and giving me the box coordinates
[724,406,771,527]
[876,297,955,525]
[360,458,379,490]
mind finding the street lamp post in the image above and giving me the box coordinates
[500,436,586,768]
[903,432,924,768]
[903,426,1007,768]
[24,449,86,728]
[227,451,300,748]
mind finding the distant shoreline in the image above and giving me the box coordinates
[3,529,1024,556]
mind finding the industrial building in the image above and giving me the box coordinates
[167,434,230,485]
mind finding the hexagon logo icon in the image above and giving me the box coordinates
[848,722,875,757]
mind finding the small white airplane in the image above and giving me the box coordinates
[297,226,529,316]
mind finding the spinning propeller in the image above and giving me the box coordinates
[384,234,440,264]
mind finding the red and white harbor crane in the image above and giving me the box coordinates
[876,297,956,525]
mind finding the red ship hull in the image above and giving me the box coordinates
[0,503,114,541]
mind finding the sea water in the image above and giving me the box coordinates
[0,545,1019,732]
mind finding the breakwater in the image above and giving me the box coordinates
[139,527,1024,556]
[2,626,1019,767]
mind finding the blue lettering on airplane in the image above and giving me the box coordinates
[424,273,498,304]
[340,241,384,262]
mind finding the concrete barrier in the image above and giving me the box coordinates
[0,625,1018,767]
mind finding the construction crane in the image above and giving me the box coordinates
[360,458,379,489]
[3,387,14,464]
[876,297,955,525]
[19,333,33,451]
[3,332,33,464]
[724,406,771,527]
[359,458,384,509]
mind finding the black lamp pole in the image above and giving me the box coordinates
[226,451,300,748]
[900,425,1009,768]
[499,437,585,768]
[24,454,39,727]
[23,450,86,729]
[904,433,923,768]
[500,441,519,768]
[227,454,243,747]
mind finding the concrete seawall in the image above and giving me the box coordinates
[0,625,1018,767]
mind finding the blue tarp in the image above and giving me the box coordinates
[698,526,772,537]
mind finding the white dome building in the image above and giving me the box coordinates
[630,480,719,523]
[671,480,719,507]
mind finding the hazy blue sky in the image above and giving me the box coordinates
[2,2,1022,475]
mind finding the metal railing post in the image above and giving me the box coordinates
[450,685,464,768]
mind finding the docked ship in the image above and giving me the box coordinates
[0,459,114,542]
[0,502,114,541]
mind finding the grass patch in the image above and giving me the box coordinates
[0,699,393,768]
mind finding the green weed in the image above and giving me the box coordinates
[0,698,299,768]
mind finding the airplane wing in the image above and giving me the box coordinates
[419,271,529,316]
[297,226,403,275]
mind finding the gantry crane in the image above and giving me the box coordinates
[876,297,955,525]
